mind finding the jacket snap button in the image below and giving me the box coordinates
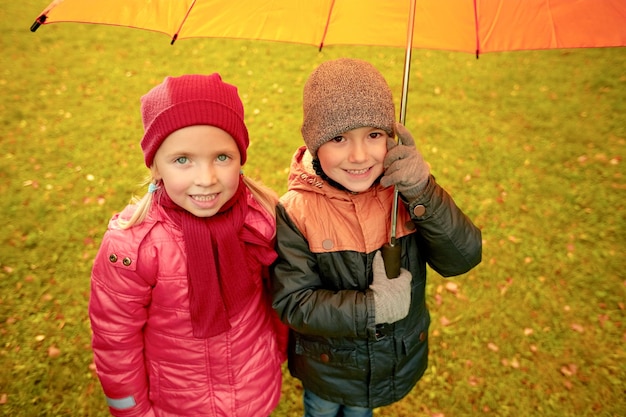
[413,205,426,217]
[109,254,118,263]
[122,257,132,266]
[405,221,416,230]
[322,239,334,250]
[419,332,426,342]
[320,353,330,363]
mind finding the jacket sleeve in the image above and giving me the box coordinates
[89,228,156,417]
[406,175,482,277]
[270,204,374,339]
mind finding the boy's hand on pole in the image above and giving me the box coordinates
[381,122,430,201]
[370,251,412,325]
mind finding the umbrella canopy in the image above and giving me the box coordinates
[31,0,626,55]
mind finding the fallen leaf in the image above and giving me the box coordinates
[570,323,585,333]
[468,375,480,386]
[487,342,499,352]
[48,345,61,358]
[445,282,459,294]
[0,393,6,405]
[560,363,578,377]
[434,293,443,306]
[594,153,608,162]
[598,314,609,328]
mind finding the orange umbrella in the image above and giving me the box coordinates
[29,0,626,132]
[30,0,626,276]
[30,0,626,115]
[30,0,626,53]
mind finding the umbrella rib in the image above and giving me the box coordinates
[473,0,480,58]
[171,0,197,45]
[319,0,336,51]
[545,0,558,48]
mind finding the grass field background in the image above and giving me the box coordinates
[1,1,624,416]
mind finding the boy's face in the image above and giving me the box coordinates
[151,125,242,217]
[317,126,389,193]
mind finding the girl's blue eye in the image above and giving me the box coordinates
[216,154,229,162]
[175,156,188,164]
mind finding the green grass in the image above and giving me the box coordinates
[1,1,625,416]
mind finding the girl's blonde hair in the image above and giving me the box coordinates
[118,175,278,230]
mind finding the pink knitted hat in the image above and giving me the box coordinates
[140,74,249,167]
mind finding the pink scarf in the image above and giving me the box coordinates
[156,177,276,338]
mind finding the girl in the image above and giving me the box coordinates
[90,74,286,417]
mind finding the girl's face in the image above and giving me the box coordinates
[316,126,389,193]
[152,125,242,217]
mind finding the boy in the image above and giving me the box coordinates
[271,58,482,417]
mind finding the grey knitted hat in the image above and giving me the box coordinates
[301,58,396,158]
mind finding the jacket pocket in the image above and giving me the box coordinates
[398,313,430,357]
[146,358,208,413]
[294,334,359,369]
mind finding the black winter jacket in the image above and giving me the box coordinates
[271,147,482,408]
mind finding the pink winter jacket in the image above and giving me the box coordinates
[89,191,286,417]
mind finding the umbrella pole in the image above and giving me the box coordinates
[383,0,416,278]
[399,0,416,126]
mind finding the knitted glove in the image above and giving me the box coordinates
[380,122,430,201]
[370,251,412,325]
